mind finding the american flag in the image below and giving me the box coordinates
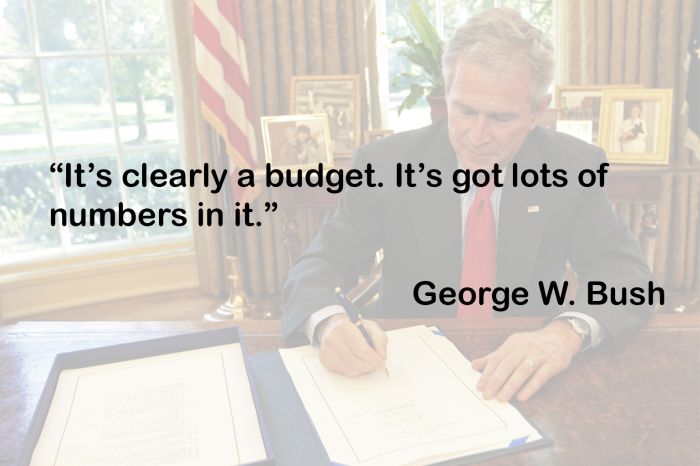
[684,3,700,159]
[192,0,258,190]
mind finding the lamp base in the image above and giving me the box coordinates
[204,301,251,321]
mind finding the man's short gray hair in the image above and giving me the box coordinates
[442,8,555,109]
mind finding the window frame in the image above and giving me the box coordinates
[0,0,201,320]
[0,0,194,268]
[375,0,566,130]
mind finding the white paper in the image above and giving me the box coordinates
[280,325,542,466]
[31,343,267,466]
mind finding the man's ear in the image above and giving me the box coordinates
[530,94,553,130]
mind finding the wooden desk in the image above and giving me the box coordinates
[2,316,698,466]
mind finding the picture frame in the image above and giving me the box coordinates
[290,75,361,157]
[260,114,333,171]
[364,129,394,143]
[598,88,674,165]
[555,84,643,145]
[555,120,593,144]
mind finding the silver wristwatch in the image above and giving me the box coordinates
[564,317,592,349]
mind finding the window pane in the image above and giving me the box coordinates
[0,59,48,162]
[0,0,32,54]
[43,57,115,155]
[385,0,436,40]
[387,96,430,131]
[105,0,167,51]
[388,46,428,95]
[112,54,178,146]
[386,47,431,131]
[124,149,189,239]
[34,0,102,52]
[61,155,127,245]
[0,161,61,256]
[501,0,553,35]
[442,0,497,38]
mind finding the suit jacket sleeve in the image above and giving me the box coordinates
[281,147,384,345]
[565,148,654,345]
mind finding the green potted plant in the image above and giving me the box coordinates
[392,0,446,122]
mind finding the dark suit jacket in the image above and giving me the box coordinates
[282,119,654,345]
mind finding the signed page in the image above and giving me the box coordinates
[30,343,266,466]
[280,325,542,466]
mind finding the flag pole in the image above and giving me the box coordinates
[204,137,255,321]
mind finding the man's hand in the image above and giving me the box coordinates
[471,320,583,403]
[316,314,388,377]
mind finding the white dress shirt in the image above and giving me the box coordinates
[303,183,606,348]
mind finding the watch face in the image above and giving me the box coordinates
[570,318,591,337]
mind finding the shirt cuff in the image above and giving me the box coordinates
[555,311,607,349]
[303,305,346,345]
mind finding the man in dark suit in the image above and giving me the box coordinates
[282,9,653,403]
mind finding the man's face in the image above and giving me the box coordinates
[446,58,548,170]
[297,130,309,143]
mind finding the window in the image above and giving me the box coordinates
[376,0,558,132]
[0,0,189,265]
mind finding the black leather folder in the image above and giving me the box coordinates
[19,327,274,466]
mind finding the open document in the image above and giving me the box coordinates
[279,325,545,466]
[30,343,267,466]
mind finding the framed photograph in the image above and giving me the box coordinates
[555,120,593,144]
[290,75,361,157]
[364,129,394,143]
[555,85,643,145]
[260,114,333,171]
[598,88,673,165]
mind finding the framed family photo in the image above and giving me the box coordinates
[555,120,593,144]
[260,114,333,171]
[290,75,361,157]
[555,85,643,145]
[598,89,673,165]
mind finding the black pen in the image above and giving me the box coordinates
[334,287,389,377]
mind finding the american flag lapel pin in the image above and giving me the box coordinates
[527,205,540,213]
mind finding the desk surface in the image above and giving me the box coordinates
[2,316,698,466]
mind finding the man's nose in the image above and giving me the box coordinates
[467,115,492,147]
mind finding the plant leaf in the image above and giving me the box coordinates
[392,0,445,99]
[391,35,416,46]
[397,45,435,73]
[408,0,443,61]
[390,71,419,89]
[397,83,427,115]
[395,0,444,90]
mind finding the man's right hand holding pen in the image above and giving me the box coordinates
[316,313,388,377]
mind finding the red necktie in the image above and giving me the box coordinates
[457,183,496,321]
